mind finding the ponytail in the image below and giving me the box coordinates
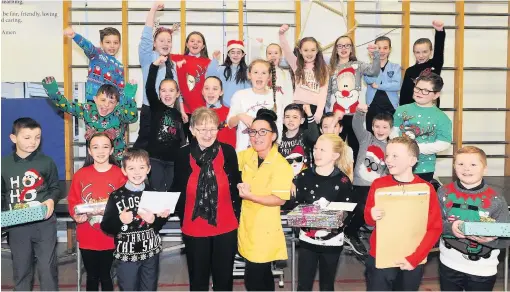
[318,134,353,182]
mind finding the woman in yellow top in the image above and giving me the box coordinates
[237,109,294,291]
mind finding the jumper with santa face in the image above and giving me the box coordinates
[326,51,380,115]
[352,110,388,186]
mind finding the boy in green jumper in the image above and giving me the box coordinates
[1,117,62,290]
[392,72,452,182]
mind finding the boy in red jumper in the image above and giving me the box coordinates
[364,136,442,291]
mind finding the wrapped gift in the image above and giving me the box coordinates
[1,204,48,228]
[459,222,510,237]
[74,202,107,215]
[287,204,345,229]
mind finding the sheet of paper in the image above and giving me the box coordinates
[138,191,180,214]
[324,202,357,212]
[375,184,430,269]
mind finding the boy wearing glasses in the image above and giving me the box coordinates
[343,103,393,261]
[391,72,452,182]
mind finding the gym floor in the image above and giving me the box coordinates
[1,177,509,291]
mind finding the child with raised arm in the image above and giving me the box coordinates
[438,146,510,291]
[400,20,445,107]
[64,26,125,102]
[42,76,138,161]
[364,137,442,291]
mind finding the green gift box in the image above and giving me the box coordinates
[1,205,48,228]
[459,222,510,237]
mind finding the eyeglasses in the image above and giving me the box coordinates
[336,44,352,50]
[364,158,379,171]
[247,128,273,137]
[286,157,303,164]
[413,86,437,95]
[195,128,219,135]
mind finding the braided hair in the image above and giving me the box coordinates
[269,61,277,112]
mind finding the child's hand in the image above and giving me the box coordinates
[153,55,168,66]
[279,24,290,35]
[119,208,134,224]
[333,110,344,121]
[303,104,312,117]
[153,2,165,10]
[371,83,379,89]
[367,43,378,53]
[73,214,88,223]
[43,76,56,85]
[467,235,497,244]
[156,209,171,218]
[181,112,189,123]
[395,258,415,271]
[357,104,368,113]
[137,208,155,224]
[239,114,254,127]
[176,59,186,68]
[432,20,444,31]
[371,207,384,221]
[90,208,105,216]
[290,183,297,197]
[451,220,466,238]
[212,50,222,61]
[63,27,75,38]
[256,38,264,43]
[42,199,55,219]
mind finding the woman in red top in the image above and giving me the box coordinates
[67,133,127,291]
[202,76,237,148]
[173,107,241,291]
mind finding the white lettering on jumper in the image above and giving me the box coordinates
[116,240,135,253]
[115,196,140,212]
[299,70,320,93]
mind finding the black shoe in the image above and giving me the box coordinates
[344,234,368,256]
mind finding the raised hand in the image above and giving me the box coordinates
[367,43,378,52]
[256,38,264,43]
[153,2,165,10]
[357,103,369,113]
[212,50,222,61]
[279,24,290,35]
[63,26,75,38]
[432,20,444,31]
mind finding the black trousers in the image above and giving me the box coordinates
[182,229,237,291]
[134,104,152,150]
[340,115,359,164]
[298,246,342,291]
[344,186,370,236]
[80,249,114,291]
[116,255,159,291]
[416,172,434,183]
[439,262,497,291]
[365,256,424,291]
[149,158,175,192]
[244,260,275,291]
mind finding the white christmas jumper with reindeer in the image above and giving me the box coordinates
[393,103,452,174]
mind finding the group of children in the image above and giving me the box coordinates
[1,1,509,291]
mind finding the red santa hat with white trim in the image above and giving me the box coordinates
[25,169,41,179]
[366,145,385,165]
[337,66,356,77]
[227,40,245,53]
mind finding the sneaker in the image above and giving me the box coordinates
[344,234,368,256]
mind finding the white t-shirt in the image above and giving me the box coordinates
[227,88,275,152]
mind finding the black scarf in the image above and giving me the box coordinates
[190,139,220,226]
[165,58,174,80]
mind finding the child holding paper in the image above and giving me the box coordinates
[293,134,353,291]
[364,136,442,291]
[67,132,127,291]
[438,146,510,291]
[101,148,170,291]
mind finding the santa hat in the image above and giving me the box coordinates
[227,40,245,53]
[290,145,305,157]
[25,169,41,178]
[366,146,385,165]
[337,66,356,77]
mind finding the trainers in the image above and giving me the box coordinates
[344,234,368,256]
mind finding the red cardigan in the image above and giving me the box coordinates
[364,175,442,268]
[213,106,236,149]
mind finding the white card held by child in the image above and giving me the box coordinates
[138,191,180,214]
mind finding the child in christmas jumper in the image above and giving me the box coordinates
[438,146,510,291]
[364,136,442,291]
[207,40,252,107]
[64,26,125,102]
[1,118,61,291]
[326,35,380,165]
[392,72,452,183]
[363,36,401,131]
[400,20,445,107]
[146,56,186,191]
[279,24,330,122]
[135,2,181,150]
[227,59,278,152]
[101,148,170,291]
[203,76,237,148]
[343,104,393,260]
[42,76,138,162]
[67,133,127,291]
[278,103,319,176]
[293,134,354,291]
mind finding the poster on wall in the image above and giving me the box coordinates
[1,1,63,82]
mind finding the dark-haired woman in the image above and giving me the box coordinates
[237,109,294,291]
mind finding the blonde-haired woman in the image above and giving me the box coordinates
[293,134,354,291]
